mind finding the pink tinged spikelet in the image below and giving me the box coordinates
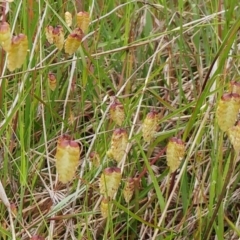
[64,28,83,55]
[55,135,81,183]
[52,25,64,50]
[0,22,11,52]
[7,34,28,72]
[228,121,240,152]
[99,167,122,199]
[107,128,128,163]
[48,72,56,91]
[10,203,17,216]
[166,137,185,173]
[123,178,134,203]
[100,197,109,218]
[76,11,90,33]
[216,93,240,132]
[109,100,125,126]
[142,110,159,143]
[45,25,54,44]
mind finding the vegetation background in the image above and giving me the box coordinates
[0,0,240,239]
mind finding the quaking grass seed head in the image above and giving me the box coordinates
[64,11,72,27]
[228,121,240,152]
[216,93,240,132]
[48,72,57,91]
[65,28,83,55]
[52,25,64,50]
[55,135,81,183]
[123,178,135,203]
[99,167,122,199]
[7,34,28,72]
[142,110,159,143]
[10,203,17,216]
[166,137,185,173]
[100,197,109,218]
[0,21,11,51]
[109,100,125,126]
[106,128,128,163]
[76,11,90,33]
[45,25,54,44]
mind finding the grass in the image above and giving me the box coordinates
[0,0,240,239]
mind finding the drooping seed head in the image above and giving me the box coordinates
[99,167,122,199]
[123,178,135,203]
[64,28,83,55]
[216,93,240,132]
[142,110,159,143]
[228,121,240,152]
[76,11,90,33]
[100,197,109,218]
[0,22,11,51]
[48,72,57,91]
[109,100,125,126]
[106,128,128,163]
[166,137,185,173]
[52,25,64,50]
[10,203,17,216]
[65,11,72,27]
[45,25,54,44]
[55,135,81,183]
[7,34,28,72]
